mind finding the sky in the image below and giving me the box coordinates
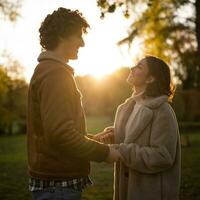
[0,0,142,82]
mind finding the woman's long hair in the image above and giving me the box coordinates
[142,56,175,102]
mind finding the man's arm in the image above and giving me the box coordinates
[39,69,109,162]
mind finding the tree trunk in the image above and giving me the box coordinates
[196,0,200,55]
[195,0,200,89]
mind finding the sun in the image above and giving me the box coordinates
[69,46,120,79]
[0,0,144,83]
[69,36,142,80]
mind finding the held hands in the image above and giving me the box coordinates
[93,127,114,144]
[93,127,123,163]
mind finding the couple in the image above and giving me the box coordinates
[27,7,181,200]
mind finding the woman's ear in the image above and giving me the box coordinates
[146,76,155,84]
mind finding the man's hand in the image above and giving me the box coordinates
[93,131,107,141]
[93,126,114,144]
[99,131,114,144]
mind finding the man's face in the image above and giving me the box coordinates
[60,29,85,60]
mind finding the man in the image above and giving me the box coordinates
[27,7,120,200]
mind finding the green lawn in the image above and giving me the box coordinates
[0,116,199,200]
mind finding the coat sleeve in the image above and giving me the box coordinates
[119,103,179,174]
[39,69,109,162]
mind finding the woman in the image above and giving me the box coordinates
[98,56,181,200]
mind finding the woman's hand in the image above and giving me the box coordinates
[105,146,122,163]
[104,126,114,133]
[93,126,114,144]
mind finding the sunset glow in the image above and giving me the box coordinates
[0,0,142,82]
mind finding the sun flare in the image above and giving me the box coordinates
[90,71,108,80]
[0,0,142,83]
[69,36,142,80]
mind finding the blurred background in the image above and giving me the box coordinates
[0,0,199,199]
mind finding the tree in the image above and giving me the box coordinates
[0,1,24,134]
[97,0,200,89]
[0,0,21,21]
[0,66,10,134]
[0,65,28,135]
[4,78,28,134]
[0,53,27,135]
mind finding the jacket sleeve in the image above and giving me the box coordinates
[119,103,179,174]
[39,69,109,162]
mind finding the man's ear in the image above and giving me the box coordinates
[146,76,155,84]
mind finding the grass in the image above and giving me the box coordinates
[0,116,200,200]
[180,133,200,200]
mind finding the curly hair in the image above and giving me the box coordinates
[39,7,90,50]
[142,56,175,102]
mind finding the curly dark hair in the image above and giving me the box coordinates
[39,7,90,50]
[142,56,175,102]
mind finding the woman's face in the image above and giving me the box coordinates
[127,59,153,87]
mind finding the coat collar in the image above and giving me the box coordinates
[115,95,168,143]
[124,106,153,143]
[37,51,74,75]
[142,95,168,109]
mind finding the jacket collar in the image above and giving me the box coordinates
[37,51,74,75]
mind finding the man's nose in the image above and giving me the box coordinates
[80,37,85,47]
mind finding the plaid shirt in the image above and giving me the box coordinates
[29,176,92,192]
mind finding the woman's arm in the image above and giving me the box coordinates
[119,104,179,174]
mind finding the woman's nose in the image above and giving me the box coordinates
[130,67,135,72]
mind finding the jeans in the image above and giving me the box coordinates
[32,186,82,200]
